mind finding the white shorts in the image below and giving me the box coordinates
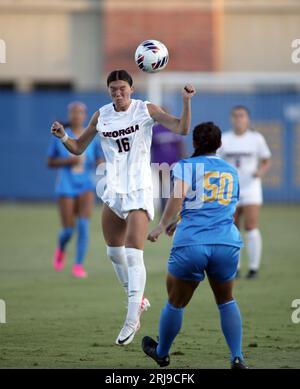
[101,187,154,221]
[238,179,263,207]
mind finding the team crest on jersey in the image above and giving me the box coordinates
[102,124,139,138]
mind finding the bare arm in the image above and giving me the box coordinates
[147,84,196,135]
[50,111,99,155]
[178,139,186,159]
[148,179,189,242]
[47,156,80,168]
[96,157,105,166]
[254,158,272,178]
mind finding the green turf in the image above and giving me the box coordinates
[0,203,300,369]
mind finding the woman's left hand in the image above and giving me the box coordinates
[147,224,164,242]
[165,220,178,237]
[183,84,196,99]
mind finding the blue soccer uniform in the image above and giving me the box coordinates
[47,127,103,198]
[143,155,246,367]
[169,155,243,282]
[48,128,103,276]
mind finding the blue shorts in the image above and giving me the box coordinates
[168,244,240,282]
[55,189,94,199]
[55,182,95,198]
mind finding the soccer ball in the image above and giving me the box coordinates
[135,40,169,73]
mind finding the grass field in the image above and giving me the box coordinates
[0,203,300,369]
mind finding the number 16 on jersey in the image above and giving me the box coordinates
[116,138,130,153]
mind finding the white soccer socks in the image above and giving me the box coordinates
[246,228,262,271]
[107,246,128,294]
[125,247,146,327]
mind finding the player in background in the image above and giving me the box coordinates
[143,122,247,369]
[47,102,104,278]
[151,114,186,215]
[50,70,195,345]
[218,106,272,279]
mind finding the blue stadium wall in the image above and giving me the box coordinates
[0,90,300,202]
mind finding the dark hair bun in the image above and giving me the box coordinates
[192,122,222,157]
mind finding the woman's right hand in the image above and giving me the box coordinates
[68,156,81,166]
[147,224,164,242]
[68,154,86,168]
[51,121,66,139]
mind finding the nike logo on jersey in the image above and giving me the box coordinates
[103,124,139,138]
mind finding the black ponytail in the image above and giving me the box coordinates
[192,122,222,157]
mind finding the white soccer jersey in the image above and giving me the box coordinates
[218,130,271,191]
[96,99,154,194]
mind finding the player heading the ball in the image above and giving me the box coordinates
[51,69,196,346]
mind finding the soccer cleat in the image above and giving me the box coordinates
[115,321,139,346]
[136,296,151,331]
[141,296,151,313]
[116,297,150,345]
[246,270,258,280]
[231,357,248,369]
[142,336,170,367]
[53,248,65,272]
[72,264,87,278]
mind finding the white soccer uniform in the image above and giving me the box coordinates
[218,130,271,206]
[96,99,155,219]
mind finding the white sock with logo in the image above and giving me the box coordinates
[246,229,262,271]
[107,246,128,294]
[125,247,146,327]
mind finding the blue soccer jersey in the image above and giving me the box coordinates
[172,155,243,248]
[47,128,104,197]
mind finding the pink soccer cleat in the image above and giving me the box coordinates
[141,296,151,313]
[72,264,88,278]
[53,248,66,272]
[136,296,151,332]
